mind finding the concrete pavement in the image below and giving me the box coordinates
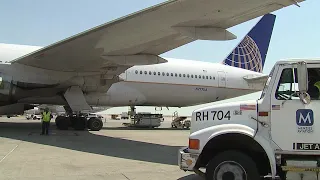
[0,117,201,180]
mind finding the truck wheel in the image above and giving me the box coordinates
[205,150,260,180]
[88,117,103,131]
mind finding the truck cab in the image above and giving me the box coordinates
[178,59,320,180]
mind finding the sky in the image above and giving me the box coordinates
[0,0,318,116]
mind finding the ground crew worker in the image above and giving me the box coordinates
[307,69,320,99]
[41,107,52,135]
[313,81,320,98]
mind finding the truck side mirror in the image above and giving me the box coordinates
[297,61,310,104]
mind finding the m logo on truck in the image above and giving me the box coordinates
[296,109,314,133]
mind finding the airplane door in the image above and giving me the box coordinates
[270,66,320,152]
[218,71,226,87]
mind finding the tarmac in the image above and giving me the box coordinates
[0,116,201,180]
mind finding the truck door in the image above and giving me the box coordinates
[270,65,320,152]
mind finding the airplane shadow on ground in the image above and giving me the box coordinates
[102,126,190,131]
[0,122,182,165]
[0,121,203,179]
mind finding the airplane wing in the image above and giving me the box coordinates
[11,0,304,76]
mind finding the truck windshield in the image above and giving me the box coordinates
[259,67,275,100]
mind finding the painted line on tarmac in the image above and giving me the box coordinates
[122,173,130,180]
[0,144,19,163]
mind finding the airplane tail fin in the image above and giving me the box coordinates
[222,13,276,73]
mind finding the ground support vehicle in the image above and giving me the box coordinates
[171,116,191,129]
[26,114,31,120]
[123,113,163,128]
[32,113,41,120]
[171,111,191,129]
[178,60,320,180]
[121,112,129,119]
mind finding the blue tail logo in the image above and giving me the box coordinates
[222,13,276,73]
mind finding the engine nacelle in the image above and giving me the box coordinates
[0,75,20,106]
[0,103,36,115]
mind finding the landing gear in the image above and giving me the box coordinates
[129,106,136,119]
[55,114,103,131]
[87,117,103,131]
[72,116,87,130]
[56,86,105,131]
[55,115,70,130]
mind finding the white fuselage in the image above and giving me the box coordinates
[0,43,264,107]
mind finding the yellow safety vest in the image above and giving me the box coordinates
[42,112,51,122]
[314,81,320,93]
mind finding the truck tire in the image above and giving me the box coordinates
[205,150,260,180]
[88,117,103,131]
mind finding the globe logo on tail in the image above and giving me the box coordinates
[223,35,263,73]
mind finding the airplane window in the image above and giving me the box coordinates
[166,72,169,76]
[187,74,190,78]
[171,73,173,76]
[162,72,165,76]
[158,72,160,76]
[199,75,201,79]
[191,75,193,78]
[149,71,152,75]
[153,72,156,75]
[179,74,181,77]
[210,76,212,79]
[203,75,205,79]
[183,74,185,77]
[175,73,177,77]
[135,70,138,74]
[213,77,215,80]
[195,75,197,78]
[144,71,147,74]
[140,71,143,74]
[206,76,208,79]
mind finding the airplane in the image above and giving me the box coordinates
[0,0,304,131]
[0,13,274,117]
[26,12,276,115]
